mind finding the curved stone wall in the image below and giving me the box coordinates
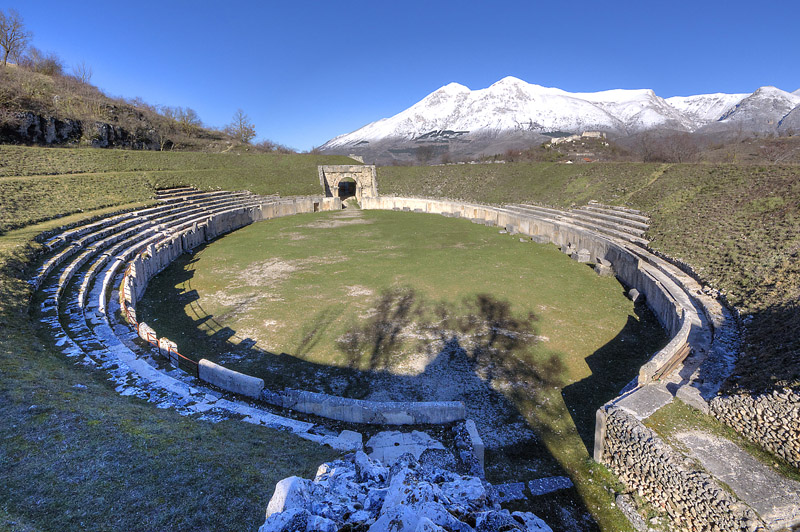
[34,187,794,530]
[117,195,466,426]
[361,196,709,387]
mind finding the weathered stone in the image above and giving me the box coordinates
[367,430,446,466]
[266,476,313,518]
[527,476,573,496]
[512,511,553,531]
[572,248,591,263]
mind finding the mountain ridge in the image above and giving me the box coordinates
[320,77,800,161]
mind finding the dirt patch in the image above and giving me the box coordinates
[297,210,374,229]
[347,285,374,298]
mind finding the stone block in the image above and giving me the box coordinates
[531,235,550,244]
[572,248,591,263]
[594,263,614,277]
[366,430,445,466]
[628,288,642,303]
[464,419,485,470]
[198,359,265,399]
[158,337,179,367]
[528,476,573,496]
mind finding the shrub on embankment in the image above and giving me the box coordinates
[378,162,800,394]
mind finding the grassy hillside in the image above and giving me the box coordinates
[0,149,361,531]
[0,146,357,232]
[378,162,800,393]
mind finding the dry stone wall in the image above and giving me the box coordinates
[603,407,765,532]
[710,388,800,469]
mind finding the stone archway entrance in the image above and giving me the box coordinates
[318,165,378,203]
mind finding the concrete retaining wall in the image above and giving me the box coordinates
[602,407,764,531]
[262,389,465,425]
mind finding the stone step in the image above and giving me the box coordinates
[567,211,647,236]
[571,208,650,231]
[580,204,650,224]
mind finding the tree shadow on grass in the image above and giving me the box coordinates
[138,255,672,532]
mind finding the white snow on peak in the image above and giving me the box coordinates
[320,78,799,150]
[794,88,800,96]
[666,93,748,124]
[718,86,800,124]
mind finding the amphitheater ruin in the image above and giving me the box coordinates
[29,166,800,531]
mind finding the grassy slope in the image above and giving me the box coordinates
[379,162,800,392]
[0,145,357,232]
[0,149,356,531]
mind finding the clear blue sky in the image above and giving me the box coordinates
[5,0,798,150]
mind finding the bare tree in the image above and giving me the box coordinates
[759,139,800,164]
[21,46,63,76]
[661,132,700,163]
[72,60,92,83]
[416,144,435,164]
[0,8,31,67]
[224,109,256,144]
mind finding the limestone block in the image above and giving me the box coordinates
[594,263,614,276]
[366,431,446,466]
[628,288,642,303]
[512,511,553,531]
[137,322,158,345]
[265,476,313,518]
[572,248,591,263]
[527,476,573,496]
[464,419,485,470]
[158,337,179,368]
[198,359,265,399]
[531,235,550,244]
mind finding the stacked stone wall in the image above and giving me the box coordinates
[709,388,800,469]
[603,408,765,531]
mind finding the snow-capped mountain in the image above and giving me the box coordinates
[665,93,748,124]
[319,77,800,161]
[709,86,800,133]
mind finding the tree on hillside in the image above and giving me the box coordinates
[224,109,256,144]
[72,60,93,83]
[0,8,31,67]
[21,46,64,76]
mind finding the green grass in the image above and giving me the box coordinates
[0,204,341,531]
[2,145,798,529]
[0,145,357,233]
[378,162,800,393]
[138,209,668,531]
